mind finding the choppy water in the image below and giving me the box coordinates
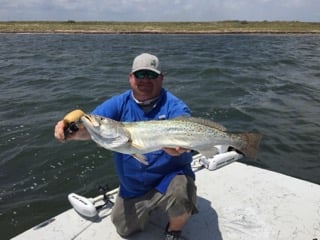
[0,34,319,239]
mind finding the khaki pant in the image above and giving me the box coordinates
[111,175,197,237]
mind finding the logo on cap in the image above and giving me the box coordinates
[150,59,157,68]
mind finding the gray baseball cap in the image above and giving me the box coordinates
[132,53,161,74]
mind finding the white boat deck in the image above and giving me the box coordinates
[12,161,320,240]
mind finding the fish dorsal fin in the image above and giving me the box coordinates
[173,117,227,132]
[132,154,148,165]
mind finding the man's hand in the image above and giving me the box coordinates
[163,147,191,156]
[54,120,67,142]
[54,109,91,142]
[54,120,90,142]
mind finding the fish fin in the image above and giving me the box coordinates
[132,154,149,165]
[109,135,130,148]
[107,127,131,148]
[237,133,262,160]
[92,133,129,148]
[131,142,145,150]
[173,117,227,132]
[198,146,220,158]
[130,143,149,165]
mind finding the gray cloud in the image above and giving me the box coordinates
[0,0,319,21]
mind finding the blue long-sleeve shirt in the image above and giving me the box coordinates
[92,88,194,198]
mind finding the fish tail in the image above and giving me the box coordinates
[238,133,262,160]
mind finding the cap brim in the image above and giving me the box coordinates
[132,67,161,74]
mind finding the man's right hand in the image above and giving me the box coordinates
[54,119,91,142]
[54,109,91,142]
[54,120,67,142]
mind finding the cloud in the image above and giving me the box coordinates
[0,0,319,21]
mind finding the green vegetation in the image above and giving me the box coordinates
[0,21,319,34]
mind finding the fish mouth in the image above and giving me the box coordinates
[80,114,104,145]
[81,114,100,128]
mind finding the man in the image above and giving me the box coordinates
[54,53,197,240]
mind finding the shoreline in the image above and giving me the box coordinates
[1,21,320,34]
[1,31,320,35]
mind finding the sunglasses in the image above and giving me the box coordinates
[133,70,159,80]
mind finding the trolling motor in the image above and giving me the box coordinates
[68,186,118,218]
[63,109,85,139]
[196,145,244,171]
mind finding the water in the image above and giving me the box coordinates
[0,34,319,239]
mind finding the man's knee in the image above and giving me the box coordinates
[166,175,198,217]
[111,193,154,237]
[168,175,196,198]
[111,210,140,237]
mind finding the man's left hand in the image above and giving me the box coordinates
[163,147,191,156]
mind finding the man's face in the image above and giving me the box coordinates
[129,70,163,101]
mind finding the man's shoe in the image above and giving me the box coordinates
[164,224,186,240]
[164,230,185,240]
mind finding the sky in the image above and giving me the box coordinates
[0,0,319,22]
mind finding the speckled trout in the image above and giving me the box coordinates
[81,114,262,165]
